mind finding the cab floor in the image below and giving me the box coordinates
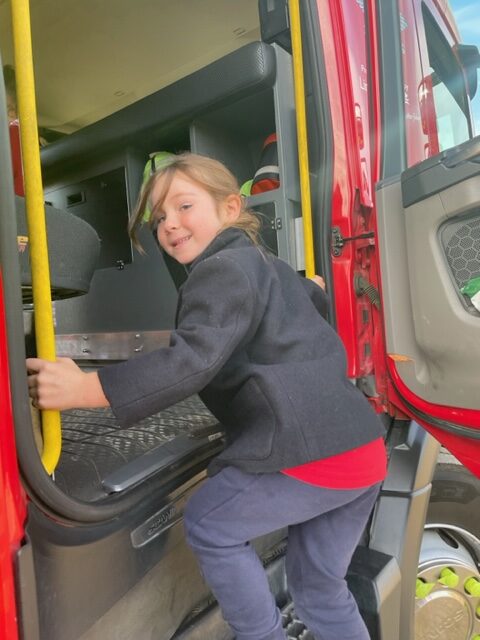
[54,395,218,501]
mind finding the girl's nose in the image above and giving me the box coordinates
[163,212,180,231]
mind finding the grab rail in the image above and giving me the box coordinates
[11,0,61,473]
[288,0,316,277]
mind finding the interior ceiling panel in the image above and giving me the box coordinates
[0,0,259,132]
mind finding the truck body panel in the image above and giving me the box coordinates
[0,1,479,638]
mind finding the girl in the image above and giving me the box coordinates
[27,153,387,640]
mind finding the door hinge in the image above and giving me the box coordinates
[331,227,375,256]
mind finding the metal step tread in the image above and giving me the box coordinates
[282,603,314,640]
[54,395,219,501]
[173,600,313,640]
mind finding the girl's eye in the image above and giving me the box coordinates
[179,203,192,212]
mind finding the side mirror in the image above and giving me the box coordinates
[454,44,480,99]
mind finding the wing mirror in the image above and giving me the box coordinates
[454,44,480,99]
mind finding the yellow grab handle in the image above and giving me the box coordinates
[11,0,61,474]
[288,0,316,278]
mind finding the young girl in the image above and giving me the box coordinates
[27,153,387,640]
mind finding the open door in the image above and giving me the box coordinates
[376,135,480,476]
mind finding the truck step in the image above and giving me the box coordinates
[174,600,312,640]
[281,602,314,640]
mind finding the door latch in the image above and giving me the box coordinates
[331,227,375,256]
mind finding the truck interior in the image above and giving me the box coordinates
[2,1,480,639]
[0,2,338,639]
[11,13,325,504]
[25,39,300,505]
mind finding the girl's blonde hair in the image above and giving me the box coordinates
[129,152,261,251]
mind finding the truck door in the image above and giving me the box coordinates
[376,141,480,470]
[375,0,480,476]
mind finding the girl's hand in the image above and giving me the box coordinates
[26,357,109,411]
[310,275,326,290]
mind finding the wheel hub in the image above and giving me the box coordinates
[416,585,473,640]
[416,529,480,640]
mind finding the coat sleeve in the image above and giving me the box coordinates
[299,276,329,320]
[98,255,255,426]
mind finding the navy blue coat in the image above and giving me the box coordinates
[99,228,384,474]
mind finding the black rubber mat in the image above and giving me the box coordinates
[174,599,312,640]
[54,396,219,501]
[173,547,314,640]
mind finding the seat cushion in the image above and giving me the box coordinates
[16,196,100,302]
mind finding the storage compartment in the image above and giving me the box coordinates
[42,42,300,338]
[189,91,276,185]
[45,167,131,270]
[189,44,302,269]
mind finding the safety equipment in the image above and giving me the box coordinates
[251,133,280,194]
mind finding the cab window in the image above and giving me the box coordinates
[423,4,471,151]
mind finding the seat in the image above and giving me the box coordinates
[15,195,100,303]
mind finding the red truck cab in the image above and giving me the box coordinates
[1,1,479,639]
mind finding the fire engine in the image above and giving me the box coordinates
[0,1,479,638]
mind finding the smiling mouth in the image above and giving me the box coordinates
[172,235,192,248]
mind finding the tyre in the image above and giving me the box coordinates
[428,463,480,536]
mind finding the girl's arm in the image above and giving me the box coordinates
[26,255,255,420]
[300,274,329,320]
[97,255,255,427]
[27,357,109,410]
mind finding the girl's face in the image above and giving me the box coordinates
[151,171,241,264]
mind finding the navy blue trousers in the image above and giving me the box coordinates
[184,466,381,640]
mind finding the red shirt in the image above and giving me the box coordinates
[282,437,387,489]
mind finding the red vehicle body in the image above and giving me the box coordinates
[0,1,479,639]
[0,279,25,639]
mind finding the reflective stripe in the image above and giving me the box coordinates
[253,165,280,178]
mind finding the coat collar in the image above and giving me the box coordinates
[186,227,252,272]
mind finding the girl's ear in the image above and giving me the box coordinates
[222,194,242,223]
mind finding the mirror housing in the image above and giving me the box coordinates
[454,44,480,99]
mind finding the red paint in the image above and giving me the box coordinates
[387,358,480,428]
[363,0,390,410]
[0,273,26,640]
[319,0,480,456]
[8,122,24,197]
[316,0,358,378]
[318,0,381,384]
[387,358,480,476]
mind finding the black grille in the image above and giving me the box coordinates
[444,216,480,288]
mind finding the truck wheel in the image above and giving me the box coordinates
[415,463,480,640]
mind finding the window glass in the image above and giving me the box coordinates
[423,5,471,151]
[398,0,428,166]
